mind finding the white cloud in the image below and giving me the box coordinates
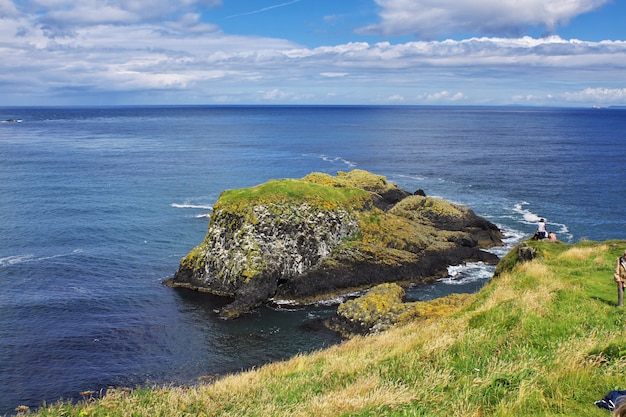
[420,91,467,103]
[360,0,611,38]
[42,5,137,27]
[0,0,19,17]
[260,88,312,102]
[320,72,348,78]
[21,0,222,32]
[513,87,626,105]
[562,87,626,103]
[1,1,625,106]
[386,94,405,102]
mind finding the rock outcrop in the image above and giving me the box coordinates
[326,283,470,338]
[165,170,503,318]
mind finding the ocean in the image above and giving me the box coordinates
[1,106,625,414]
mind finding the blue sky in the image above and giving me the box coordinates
[1,0,625,106]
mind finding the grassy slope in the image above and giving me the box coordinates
[26,240,626,417]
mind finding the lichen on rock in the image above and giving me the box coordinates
[165,170,504,319]
[334,283,407,335]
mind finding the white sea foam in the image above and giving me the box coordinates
[513,201,542,224]
[314,290,367,306]
[549,222,572,242]
[396,173,426,181]
[0,254,35,267]
[319,154,358,168]
[0,249,83,267]
[40,249,83,261]
[440,262,495,285]
[268,301,305,312]
[512,202,572,242]
[171,203,213,210]
[270,299,298,307]
[437,220,526,286]
[499,224,527,247]
[271,289,365,308]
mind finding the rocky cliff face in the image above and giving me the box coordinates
[165,170,504,318]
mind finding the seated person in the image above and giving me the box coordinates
[534,218,548,239]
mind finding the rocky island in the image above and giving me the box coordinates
[165,170,503,319]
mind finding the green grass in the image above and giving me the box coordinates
[214,179,370,212]
[19,239,626,417]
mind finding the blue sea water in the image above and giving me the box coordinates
[0,106,625,414]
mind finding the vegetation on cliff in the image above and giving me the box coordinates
[27,239,626,416]
[215,178,372,213]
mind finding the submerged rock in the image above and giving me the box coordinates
[165,169,503,319]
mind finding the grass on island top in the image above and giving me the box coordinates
[214,178,370,213]
[22,240,626,417]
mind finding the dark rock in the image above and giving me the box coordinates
[518,242,536,262]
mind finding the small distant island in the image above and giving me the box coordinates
[165,169,504,319]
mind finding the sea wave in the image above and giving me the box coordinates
[513,202,572,242]
[171,203,213,210]
[497,225,527,252]
[513,201,543,224]
[271,290,365,308]
[440,262,495,285]
[437,201,576,288]
[438,221,525,286]
[0,254,36,267]
[396,173,427,182]
[0,249,83,267]
[319,154,358,168]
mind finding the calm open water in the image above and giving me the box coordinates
[1,106,625,414]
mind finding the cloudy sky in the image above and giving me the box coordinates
[1,0,625,106]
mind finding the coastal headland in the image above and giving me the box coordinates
[165,169,504,319]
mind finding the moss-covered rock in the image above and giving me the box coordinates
[165,170,503,319]
[327,283,471,338]
[303,169,410,210]
[333,283,407,336]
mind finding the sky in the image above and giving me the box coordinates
[1,0,625,106]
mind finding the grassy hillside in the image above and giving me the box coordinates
[22,240,626,416]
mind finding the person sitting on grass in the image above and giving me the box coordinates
[548,231,557,242]
[533,218,548,240]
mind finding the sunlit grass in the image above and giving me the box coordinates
[22,239,626,417]
[215,178,370,212]
[558,244,610,262]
